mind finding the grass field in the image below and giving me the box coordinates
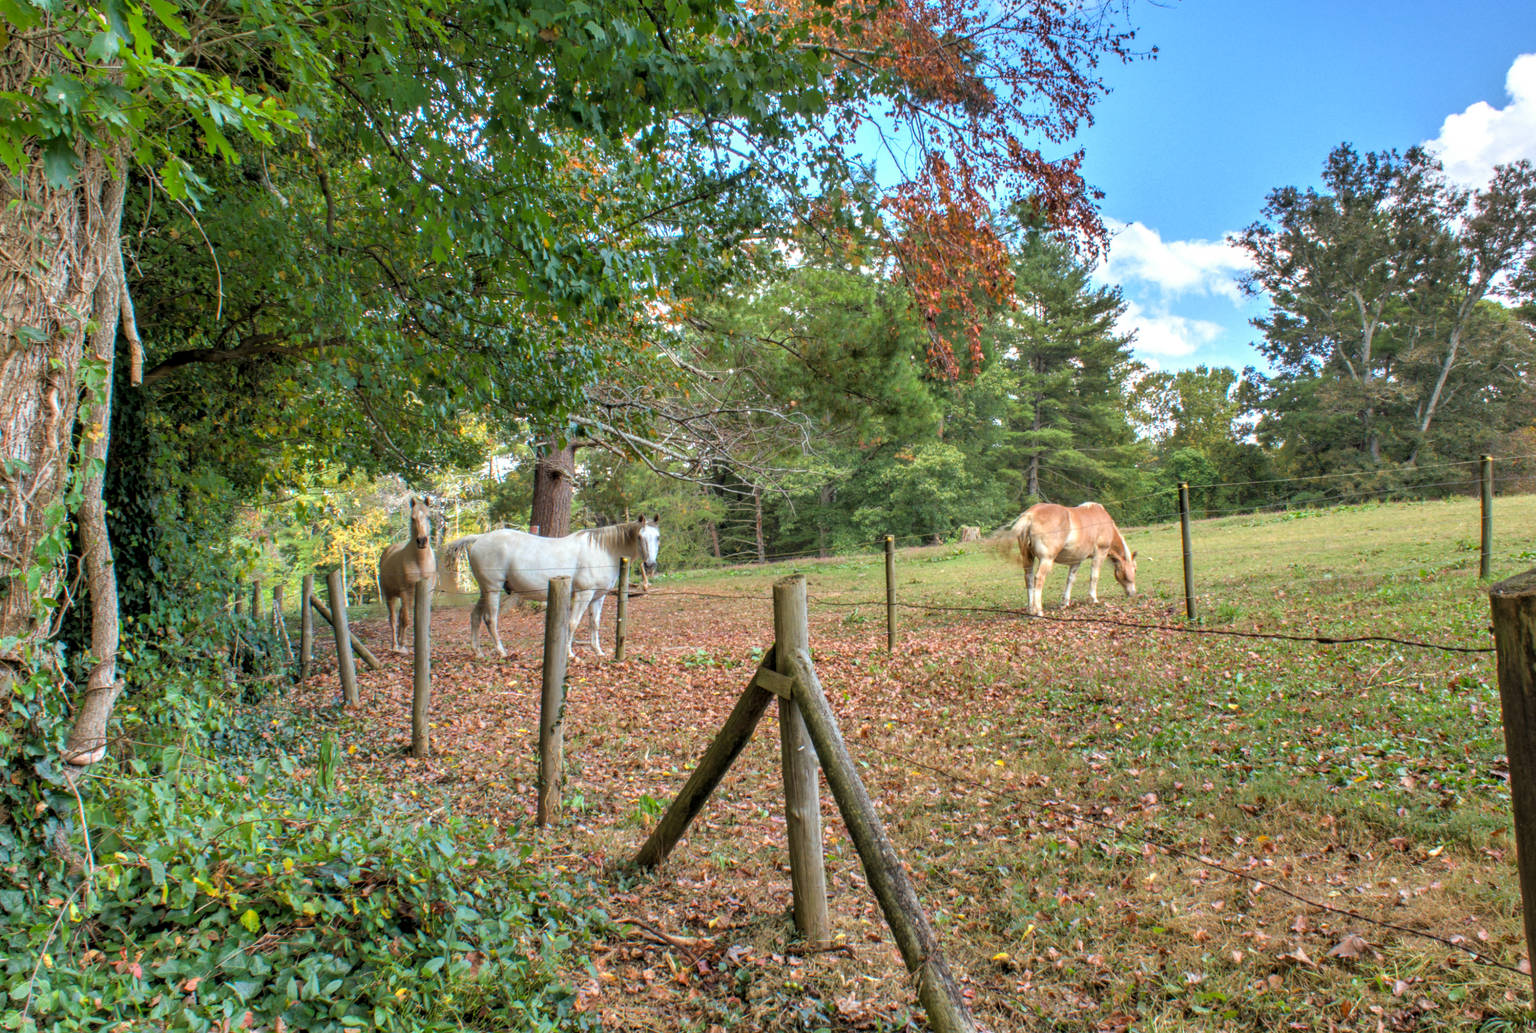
[293,493,1536,1031]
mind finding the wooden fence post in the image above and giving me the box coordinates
[885,536,897,651]
[250,579,261,622]
[615,557,630,662]
[634,647,779,868]
[1490,568,1536,1001]
[411,578,433,758]
[773,575,830,943]
[1481,454,1494,580]
[307,596,383,671]
[299,574,314,680]
[787,649,978,1033]
[273,584,293,663]
[233,582,244,616]
[537,575,572,826]
[1178,481,1197,621]
[326,569,360,706]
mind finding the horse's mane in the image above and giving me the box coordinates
[580,521,641,552]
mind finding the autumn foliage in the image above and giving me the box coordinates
[784,0,1139,374]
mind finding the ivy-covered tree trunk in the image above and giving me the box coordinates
[530,442,576,537]
[0,39,127,764]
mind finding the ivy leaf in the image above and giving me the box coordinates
[239,908,261,933]
[85,30,122,64]
[0,0,41,32]
[41,137,79,189]
[144,0,191,39]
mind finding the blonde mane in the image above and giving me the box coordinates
[582,521,640,553]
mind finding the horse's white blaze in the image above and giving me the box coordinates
[460,518,660,658]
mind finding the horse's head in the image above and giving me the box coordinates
[638,514,660,576]
[1113,549,1138,599]
[409,496,432,550]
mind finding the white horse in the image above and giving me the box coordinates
[443,516,659,659]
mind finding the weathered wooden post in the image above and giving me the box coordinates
[634,648,779,868]
[1490,568,1536,1001]
[615,557,630,662]
[326,569,360,706]
[773,575,830,942]
[1178,481,1197,621]
[411,578,433,758]
[308,596,383,671]
[299,574,315,680]
[884,535,897,651]
[537,575,572,826]
[787,650,978,1033]
[1481,454,1494,579]
[250,579,261,622]
[273,583,293,663]
[233,582,244,617]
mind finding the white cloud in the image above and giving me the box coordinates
[1096,219,1253,303]
[1116,300,1223,361]
[1427,52,1536,188]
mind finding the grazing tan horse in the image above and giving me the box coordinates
[377,496,437,652]
[1012,502,1137,617]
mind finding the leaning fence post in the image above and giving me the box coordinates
[615,557,630,662]
[884,536,897,651]
[299,574,315,680]
[787,649,978,1033]
[773,575,830,943]
[537,575,573,826]
[1481,454,1494,580]
[1490,568,1536,1001]
[1178,481,1197,621]
[411,577,433,758]
[250,579,261,623]
[326,569,359,706]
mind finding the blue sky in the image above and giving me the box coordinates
[1077,1,1536,372]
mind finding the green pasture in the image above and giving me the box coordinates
[637,493,1536,1030]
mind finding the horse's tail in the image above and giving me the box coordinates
[441,534,479,563]
[1001,510,1034,567]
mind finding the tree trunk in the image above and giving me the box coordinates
[530,441,576,537]
[1,39,128,766]
[1027,394,1042,498]
[65,177,129,766]
[753,484,766,564]
[818,482,833,558]
[707,520,721,560]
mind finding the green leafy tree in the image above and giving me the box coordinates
[982,222,1145,506]
[1238,145,1536,472]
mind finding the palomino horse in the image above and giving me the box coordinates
[377,496,438,651]
[443,516,660,659]
[1012,502,1137,617]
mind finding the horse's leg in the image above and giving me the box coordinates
[1088,552,1104,603]
[587,592,607,656]
[1021,541,1037,615]
[396,590,410,652]
[468,594,485,657]
[486,589,507,657]
[566,589,596,659]
[1031,557,1054,616]
[1061,563,1080,607]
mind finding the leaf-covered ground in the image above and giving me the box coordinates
[286,494,1536,1031]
